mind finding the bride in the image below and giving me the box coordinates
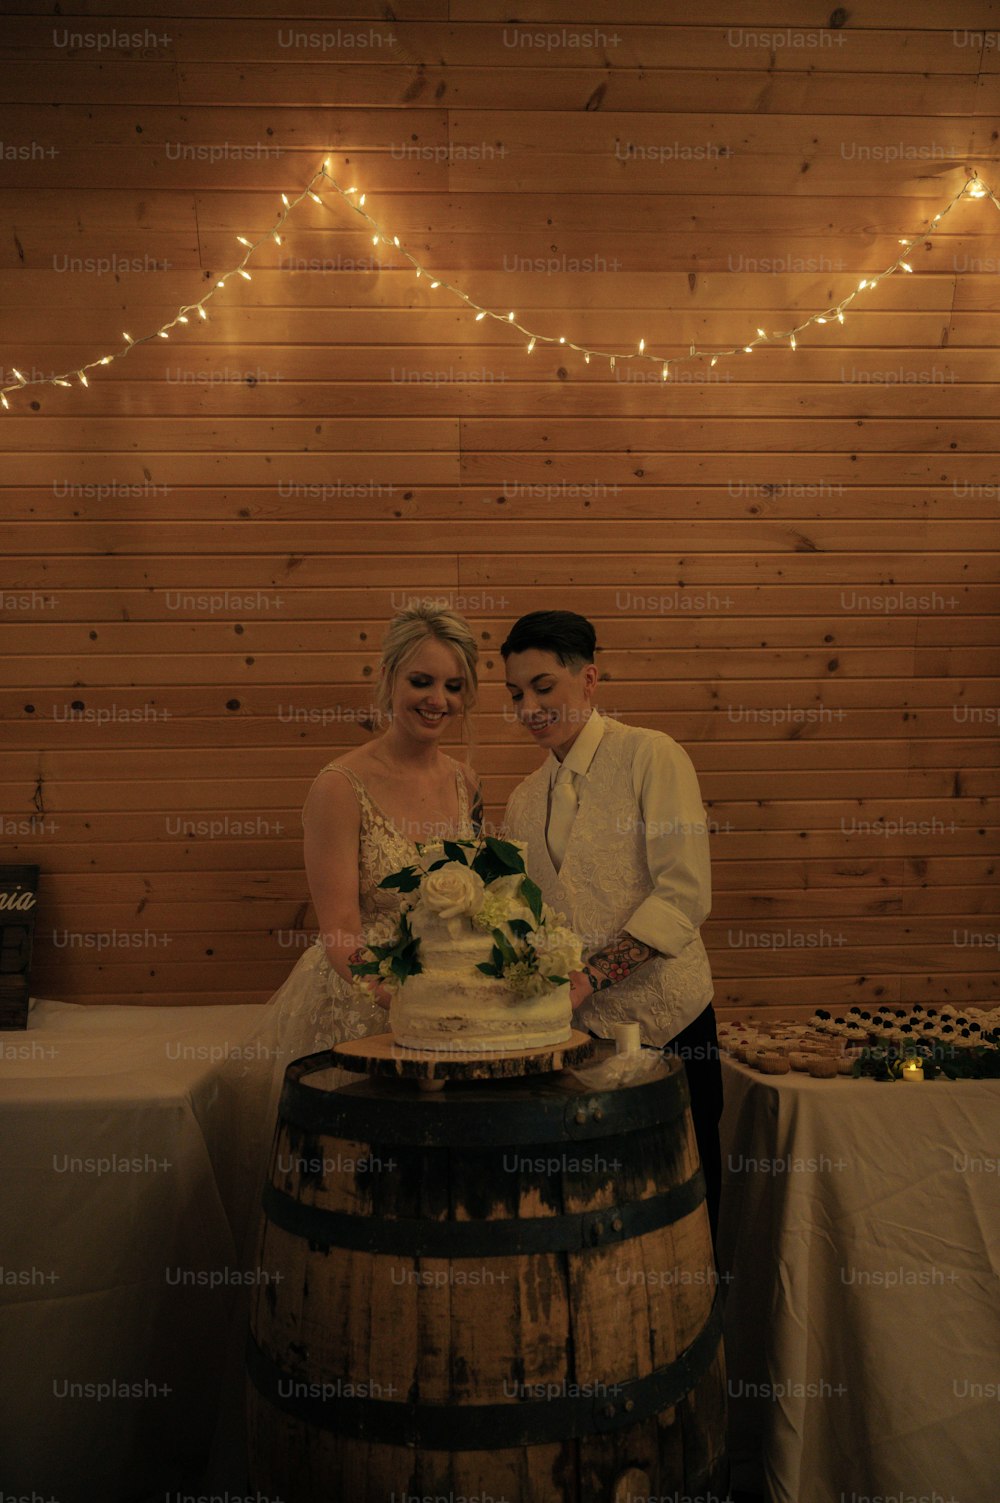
[238,601,482,1147]
[296,600,483,1034]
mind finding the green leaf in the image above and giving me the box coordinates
[349,961,381,977]
[519,876,543,924]
[507,918,532,939]
[476,960,501,976]
[470,851,508,885]
[484,836,524,871]
[443,841,470,865]
[491,928,520,968]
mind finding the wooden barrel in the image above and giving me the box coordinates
[247,1048,727,1502]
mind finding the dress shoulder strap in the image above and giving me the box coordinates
[300,761,370,827]
[318,761,365,793]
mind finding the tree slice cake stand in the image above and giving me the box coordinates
[329,1030,595,1090]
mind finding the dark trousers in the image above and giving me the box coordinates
[662,1002,723,1249]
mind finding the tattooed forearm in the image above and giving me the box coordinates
[583,932,661,992]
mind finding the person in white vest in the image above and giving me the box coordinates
[502,610,723,1242]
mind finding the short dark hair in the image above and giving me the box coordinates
[500,610,597,664]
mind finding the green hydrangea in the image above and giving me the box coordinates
[473,895,509,933]
[503,961,551,999]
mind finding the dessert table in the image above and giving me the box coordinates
[0,998,270,1503]
[717,1053,1000,1503]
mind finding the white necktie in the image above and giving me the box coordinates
[546,763,577,873]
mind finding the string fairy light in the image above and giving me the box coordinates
[0,162,333,409]
[312,163,998,373]
[1,163,998,410]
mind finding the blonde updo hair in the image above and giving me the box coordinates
[375,601,479,744]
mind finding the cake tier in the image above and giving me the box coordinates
[390,971,572,1053]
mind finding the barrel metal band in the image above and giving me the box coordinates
[261,1166,706,1257]
[278,1051,690,1147]
[247,1289,723,1448]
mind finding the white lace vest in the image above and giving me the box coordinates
[505,718,714,1045]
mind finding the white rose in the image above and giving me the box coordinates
[419,861,485,920]
[528,923,584,980]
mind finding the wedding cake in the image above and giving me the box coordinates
[351,836,582,1052]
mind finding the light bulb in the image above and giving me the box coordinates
[527,337,536,353]
[239,269,251,280]
[123,333,133,344]
[198,308,207,319]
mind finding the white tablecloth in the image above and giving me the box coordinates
[717,1055,1000,1503]
[0,999,270,1502]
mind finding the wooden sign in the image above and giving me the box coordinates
[0,865,39,1030]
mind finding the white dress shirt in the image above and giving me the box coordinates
[506,710,714,1043]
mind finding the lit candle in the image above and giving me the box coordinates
[901,1058,924,1082]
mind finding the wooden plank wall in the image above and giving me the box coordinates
[1,1,998,1017]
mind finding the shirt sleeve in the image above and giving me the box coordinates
[623,734,712,958]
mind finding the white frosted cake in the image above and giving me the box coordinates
[353,837,581,1053]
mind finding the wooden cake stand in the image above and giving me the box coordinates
[329,1030,595,1090]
